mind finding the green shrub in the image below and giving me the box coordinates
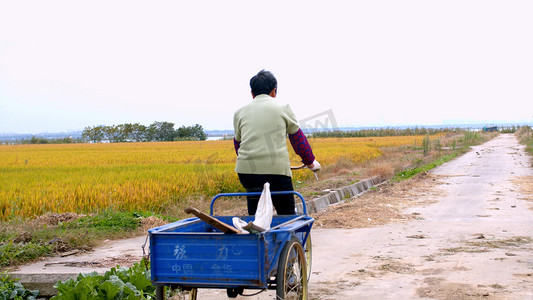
[433,138,441,152]
[422,135,430,156]
[462,130,481,146]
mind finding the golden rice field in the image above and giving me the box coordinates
[0,136,429,220]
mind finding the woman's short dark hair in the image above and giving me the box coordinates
[250,70,277,96]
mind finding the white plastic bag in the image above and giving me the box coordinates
[253,182,273,230]
[232,217,249,233]
[232,182,274,233]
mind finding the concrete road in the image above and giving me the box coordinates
[13,134,533,299]
[304,134,533,299]
[200,134,533,299]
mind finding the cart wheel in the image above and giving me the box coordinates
[155,286,165,300]
[304,234,312,282]
[189,288,198,300]
[276,237,308,300]
[226,287,244,298]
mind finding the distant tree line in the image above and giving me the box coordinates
[81,122,207,143]
[16,136,83,145]
[310,127,463,138]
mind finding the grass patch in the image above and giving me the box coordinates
[0,241,53,268]
[516,126,533,154]
[64,210,141,231]
[392,130,496,182]
[0,210,175,269]
[392,152,458,182]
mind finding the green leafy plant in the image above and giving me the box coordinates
[0,273,39,300]
[51,258,155,300]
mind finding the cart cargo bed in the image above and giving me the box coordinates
[149,215,313,289]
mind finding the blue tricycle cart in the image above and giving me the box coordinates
[148,191,314,300]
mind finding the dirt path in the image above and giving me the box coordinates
[199,134,533,299]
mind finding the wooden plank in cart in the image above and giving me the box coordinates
[184,207,241,234]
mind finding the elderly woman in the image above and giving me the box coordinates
[233,70,320,215]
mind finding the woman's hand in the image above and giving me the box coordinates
[306,159,321,171]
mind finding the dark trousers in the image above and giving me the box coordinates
[237,173,295,215]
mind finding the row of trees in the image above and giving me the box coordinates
[311,127,463,138]
[16,136,82,144]
[81,122,207,143]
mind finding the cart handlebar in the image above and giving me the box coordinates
[210,191,308,216]
[290,164,306,170]
[291,164,319,180]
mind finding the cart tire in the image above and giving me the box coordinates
[304,234,312,282]
[189,288,198,300]
[226,287,244,298]
[155,286,164,300]
[276,237,308,300]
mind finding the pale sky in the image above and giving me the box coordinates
[1,1,532,134]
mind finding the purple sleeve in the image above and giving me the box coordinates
[288,129,315,165]
[233,138,240,156]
